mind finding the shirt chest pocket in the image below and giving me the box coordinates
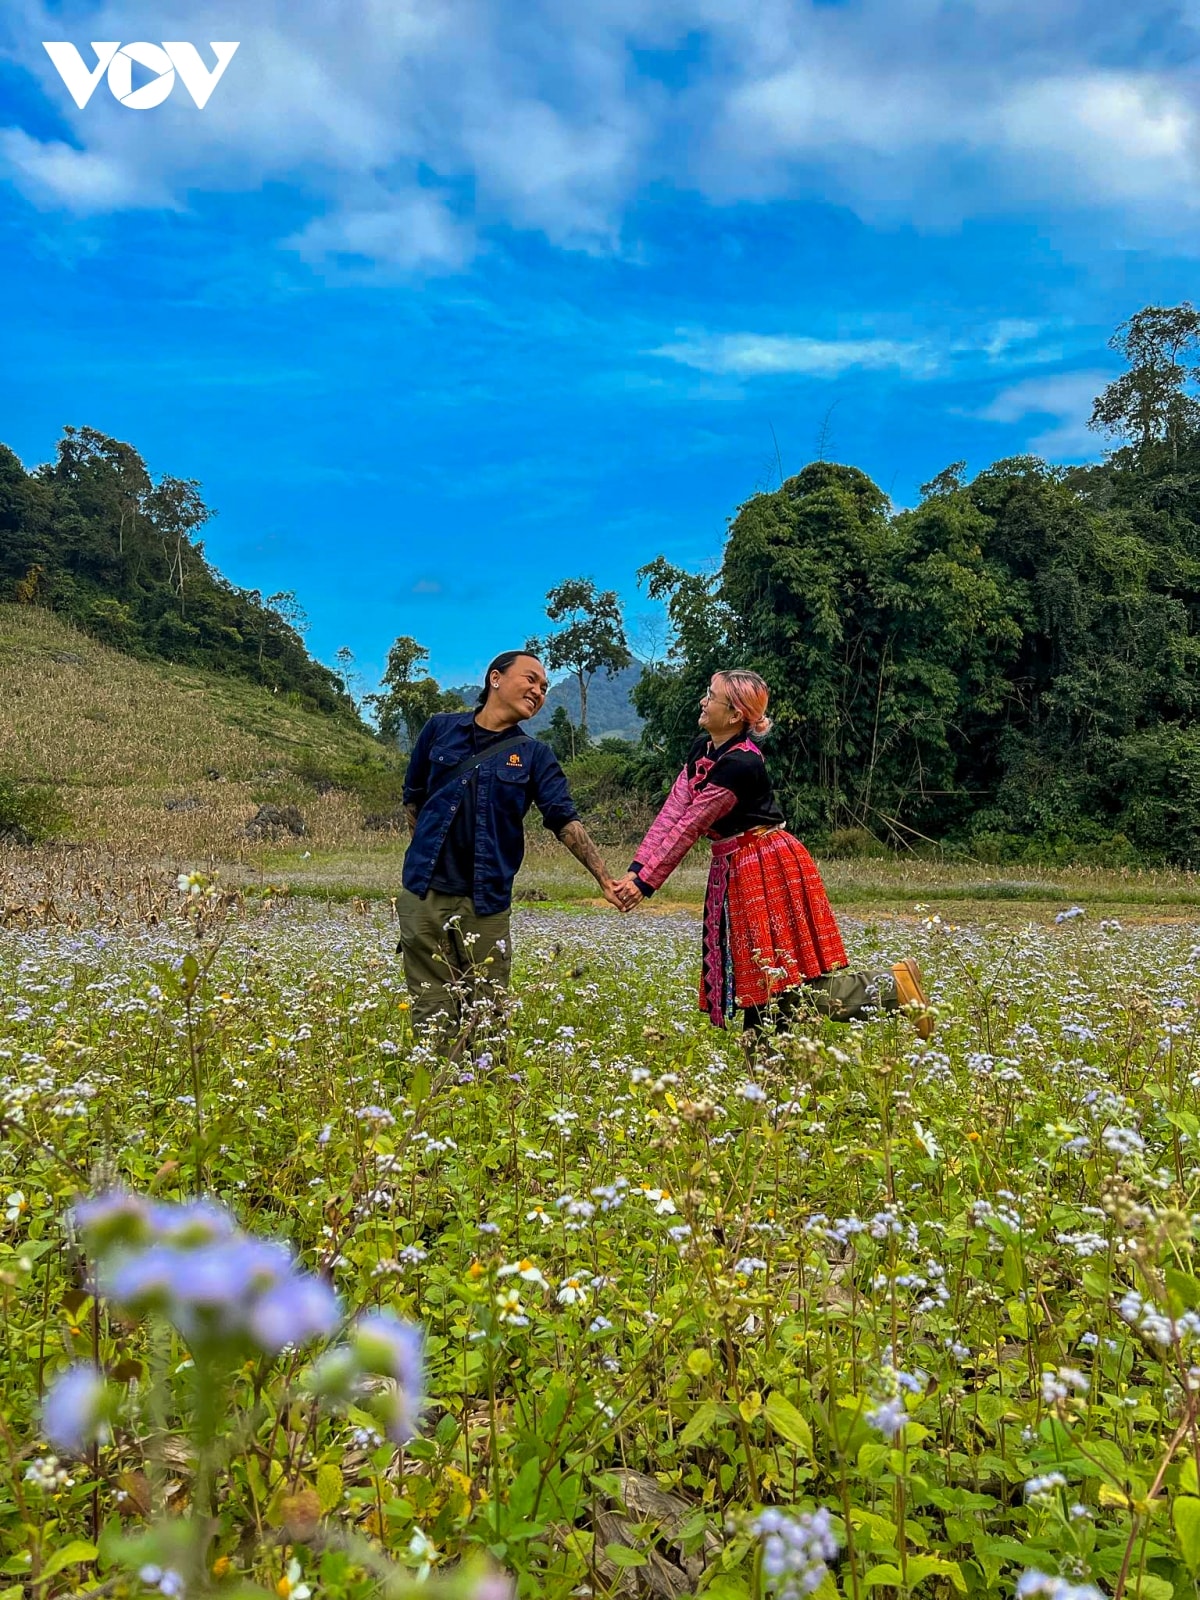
[494,763,531,808]
[430,748,468,786]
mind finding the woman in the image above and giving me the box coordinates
[615,670,932,1038]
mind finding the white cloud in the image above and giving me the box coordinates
[652,331,932,378]
[715,55,1200,226]
[3,0,1199,262]
[978,369,1111,457]
[651,319,1062,382]
[987,74,1196,207]
[0,125,165,210]
[287,190,474,272]
[972,320,1045,361]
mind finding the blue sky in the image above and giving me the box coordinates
[2,2,1199,690]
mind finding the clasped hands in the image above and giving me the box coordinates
[602,871,644,914]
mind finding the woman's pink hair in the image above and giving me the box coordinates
[715,669,772,738]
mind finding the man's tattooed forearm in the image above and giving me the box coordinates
[558,820,610,884]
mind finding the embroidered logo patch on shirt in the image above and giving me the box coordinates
[506,753,523,766]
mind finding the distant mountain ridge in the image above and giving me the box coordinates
[449,661,646,741]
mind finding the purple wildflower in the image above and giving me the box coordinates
[250,1274,342,1353]
[42,1363,108,1454]
[753,1506,838,1596]
[1015,1573,1103,1599]
[867,1397,907,1439]
[354,1312,425,1442]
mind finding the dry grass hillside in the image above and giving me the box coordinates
[0,604,405,860]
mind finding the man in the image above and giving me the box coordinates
[398,649,621,1037]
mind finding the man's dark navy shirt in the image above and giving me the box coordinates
[402,712,579,915]
[428,722,512,896]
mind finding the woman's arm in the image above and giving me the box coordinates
[627,766,690,889]
[628,776,739,893]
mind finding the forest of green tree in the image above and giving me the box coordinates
[632,305,1200,865]
[0,427,359,720]
[4,304,1200,864]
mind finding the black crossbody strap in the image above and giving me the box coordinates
[441,733,529,785]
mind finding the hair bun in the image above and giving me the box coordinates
[751,715,773,737]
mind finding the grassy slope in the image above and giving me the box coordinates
[0,603,403,860]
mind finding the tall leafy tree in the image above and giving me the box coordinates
[632,557,729,777]
[639,465,1023,840]
[530,578,632,743]
[145,476,212,617]
[366,636,466,752]
[719,462,893,830]
[536,706,580,764]
[1090,303,1200,465]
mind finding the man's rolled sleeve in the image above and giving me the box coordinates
[402,717,438,810]
[531,748,580,834]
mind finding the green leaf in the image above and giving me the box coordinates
[909,1557,967,1594]
[863,1566,905,1590]
[409,1063,431,1107]
[1005,1296,1029,1337]
[603,1543,648,1569]
[1174,1495,1200,1574]
[863,1556,966,1593]
[1002,1245,1024,1294]
[680,1400,728,1449]
[697,1577,752,1599]
[849,1508,899,1549]
[1165,1267,1200,1309]
[36,1542,98,1582]
[316,1463,343,1516]
[507,1456,541,1522]
[686,1348,714,1377]
[857,1442,892,1475]
[1130,1576,1174,1600]
[1076,1438,1143,1495]
[539,1375,571,1438]
[764,1393,815,1459]
[973,1392,1011,1427]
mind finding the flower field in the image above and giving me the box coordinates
[3,881,1200,1600]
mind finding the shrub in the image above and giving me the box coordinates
[562,742,657,836]
[290,751,408,822]
[823,826,888,859]
[84,596,138,647]
[0,777,68,842]
[967,825,1143,868]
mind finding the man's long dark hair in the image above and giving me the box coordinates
[476,650,540,707]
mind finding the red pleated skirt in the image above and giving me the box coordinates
[700,828,848,1026]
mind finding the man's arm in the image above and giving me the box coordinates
[402,717,439,834]
[557,820,625,909]
[532,747,624,908]
[557,819,609,885]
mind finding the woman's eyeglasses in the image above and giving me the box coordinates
[700,690,734,710]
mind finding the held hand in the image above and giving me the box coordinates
[613,872,644,912]
[600,877,627,912]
